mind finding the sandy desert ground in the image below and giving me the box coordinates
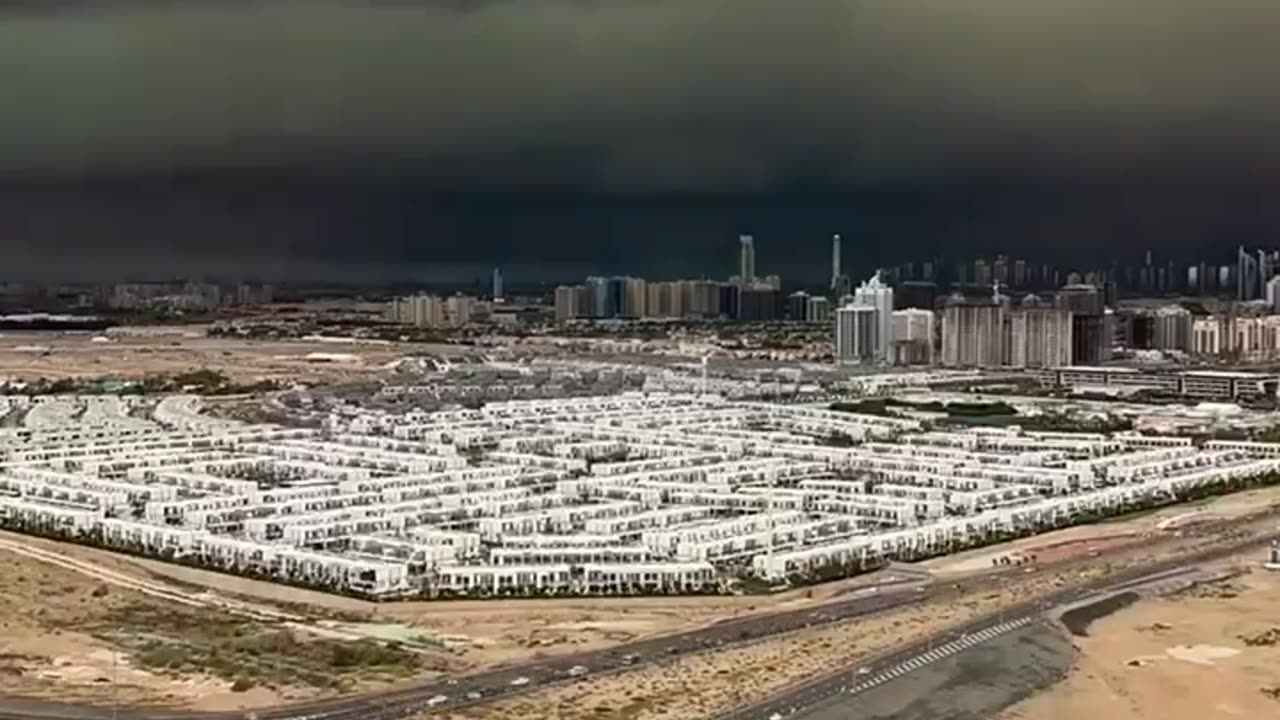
[922,483,1280,576]
[0,329,440,384]
[0,540,453,712]
[1002,565,1280,720]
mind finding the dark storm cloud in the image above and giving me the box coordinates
[2,0,1280,191]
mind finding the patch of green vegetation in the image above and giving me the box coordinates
[1019,412,1133,433]
[91,603,420,689]
[831,398,1017,418]
[830,399,897,416]
[1,370,279,397]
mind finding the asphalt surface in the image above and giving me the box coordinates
[713,528,1280,720]
[2,516,1277,720]
[784,620,1073,720]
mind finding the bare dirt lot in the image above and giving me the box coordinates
[0,540,451,712]
[922,484,1280,576]
[0,531,877,671]
[0,329,435,384]
[1001,564,1280,720]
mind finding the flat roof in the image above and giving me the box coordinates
[1054,366,1277,379]
[1181,370,1278,379]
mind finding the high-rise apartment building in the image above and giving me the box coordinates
[554,285,586,322]
[1193,316,1223,356]
[1057,284,1107,364]
[387,294,448,328]
[1152,306,1193,352]
[1239,245,1259,300]
[621,277,647,319]
[973,259,992,287]
[585,276,610,318]
[787,291,809,322]
[444,295,476,327]
[738,287,781,321]
[941,296,1005,368]
[891,308,935,365]
[492,267,503,302]
[686,280,722,318]
[1268,276,1280,312]
[835,304,878,365]
[806,296,831,323]
[852,272,894,363]
[1006,304,1073,368]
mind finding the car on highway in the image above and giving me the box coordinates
[510,676,530,687]
[567,665,589,678]
[466,691,483,701]
[427,695,448,707]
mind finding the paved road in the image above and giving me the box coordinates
[714,528,1280,720]
[2,516,1276,720]
[791,621,1072,720]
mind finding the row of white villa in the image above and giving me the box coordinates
[1,393,1278,597]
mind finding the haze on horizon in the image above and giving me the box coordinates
[1,0,1278,282]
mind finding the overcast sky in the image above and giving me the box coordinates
[1,0,1278,281]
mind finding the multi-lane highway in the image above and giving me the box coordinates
[2,516,1277,720]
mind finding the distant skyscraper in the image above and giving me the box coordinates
[1267,276,1280,312]
[853,272,895,364]
[806,296,831,323]
[585,276,610,318]
[1007,304,1073,368]
[1153,305,1193,352]
[1057,284,1106,364]
[738,235,756,286]
[921,261,936,282]
[973,259,992,287]
[830,234,842,290]
[621,277,648,319]
[1261,250,1278,289]
[388,293,449,328]
[835,304,878,365]
[1013,259,1027,289]
[491,267,503,302]
[993,256,1009,285]
[554,285,584,322]
[941,296,1005,368]
[787,291,809,322]
[738,287,781,321]
[1238,246,1259,300]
